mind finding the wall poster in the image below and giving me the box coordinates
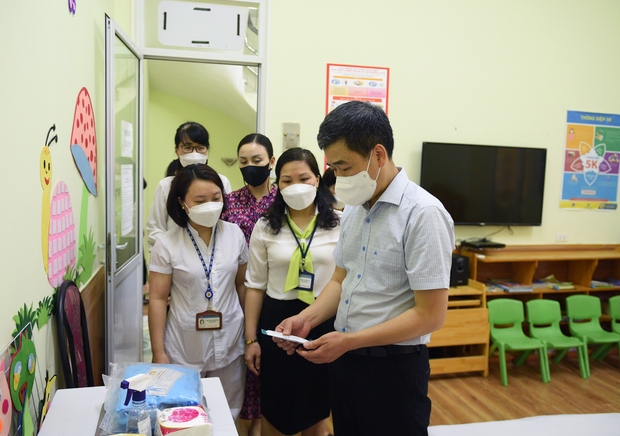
[326,63,389,114]
[561,110,620,210]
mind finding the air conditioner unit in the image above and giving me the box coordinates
[158,1,248,50]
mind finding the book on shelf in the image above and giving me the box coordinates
[532,274,574,291]
[606,277,620,286]
[548,282,574,290]
[591,280,614,288]
[487,279,533,293]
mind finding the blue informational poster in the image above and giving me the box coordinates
[561,111,620,209]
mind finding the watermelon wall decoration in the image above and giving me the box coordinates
[70,87,98,196]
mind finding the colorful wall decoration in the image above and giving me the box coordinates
[9,333,36,436]
[37,87,99,288]
[70,87,98,287]
[70,87,98,197]
[0,360,12,436]
[25,83,100,433]
[47,181,76,289]
[561,110,620,209]
[39,126,58,275]
[2,324,49,436]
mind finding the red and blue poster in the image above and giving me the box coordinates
[561,110,620,209]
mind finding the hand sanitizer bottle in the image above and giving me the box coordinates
[121,374,155,435]
[126,388,151,435]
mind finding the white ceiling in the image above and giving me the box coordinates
[147,59,257,128]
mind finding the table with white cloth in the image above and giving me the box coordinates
[38,377,238,436]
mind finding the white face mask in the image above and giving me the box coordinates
[179,151,208,167]
[335,157,381,206]
[185,201,223,228]
[280,183,317,211]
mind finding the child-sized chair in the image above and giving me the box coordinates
[566,294,620,362]
[488,299,550,386]
[526,299,590,378]
[609,295,620,335]
[56,279,95,388]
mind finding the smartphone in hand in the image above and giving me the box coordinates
[261,329,309,344]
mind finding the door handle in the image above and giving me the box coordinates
[116,242,128,250]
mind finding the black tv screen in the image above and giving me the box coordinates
[420,142,547,226]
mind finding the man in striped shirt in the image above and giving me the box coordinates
[276,101,455,436]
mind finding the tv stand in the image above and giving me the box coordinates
[461,239,506,249]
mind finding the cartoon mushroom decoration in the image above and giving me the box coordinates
[70,87,98,197]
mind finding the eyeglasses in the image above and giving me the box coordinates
[180,144,208,154]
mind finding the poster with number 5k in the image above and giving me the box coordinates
[561,110,620,210]
[326,64,389,114]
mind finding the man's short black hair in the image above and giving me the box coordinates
[317,101,394,158]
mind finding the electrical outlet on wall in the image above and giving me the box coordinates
[556,233,569,242]
[283,123,300,149]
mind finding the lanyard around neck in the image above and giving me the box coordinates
[186,226,217,302]
[286,216,317,272]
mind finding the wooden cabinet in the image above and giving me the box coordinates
[429,244,620,377]
[459,244,620,315]
[429,283,489,377]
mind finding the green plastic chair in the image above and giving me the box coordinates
[609,295,620,335]
[566,294,620,362]
[526,299,590,378]
[487,299,550,386]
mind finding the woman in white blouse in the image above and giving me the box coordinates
[148,163,247,420]
[244,148,341,436]
[146,121,232,250]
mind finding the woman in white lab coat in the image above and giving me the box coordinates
[148,163,246,420]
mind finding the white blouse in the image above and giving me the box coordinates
[146,174,232,250]
[245,211,341,300]
[149,220,247,371]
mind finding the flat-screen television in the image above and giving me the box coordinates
[420,142,547,226]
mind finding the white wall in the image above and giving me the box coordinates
[0,0,126,382]
[266,0,620,245]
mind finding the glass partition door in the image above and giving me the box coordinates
[105,15,143,368]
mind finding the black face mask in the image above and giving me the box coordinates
[241,164,271,187]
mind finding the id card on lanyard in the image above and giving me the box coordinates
[287,218,317,292]
[298,271,315,291]
[187,226,223,330]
